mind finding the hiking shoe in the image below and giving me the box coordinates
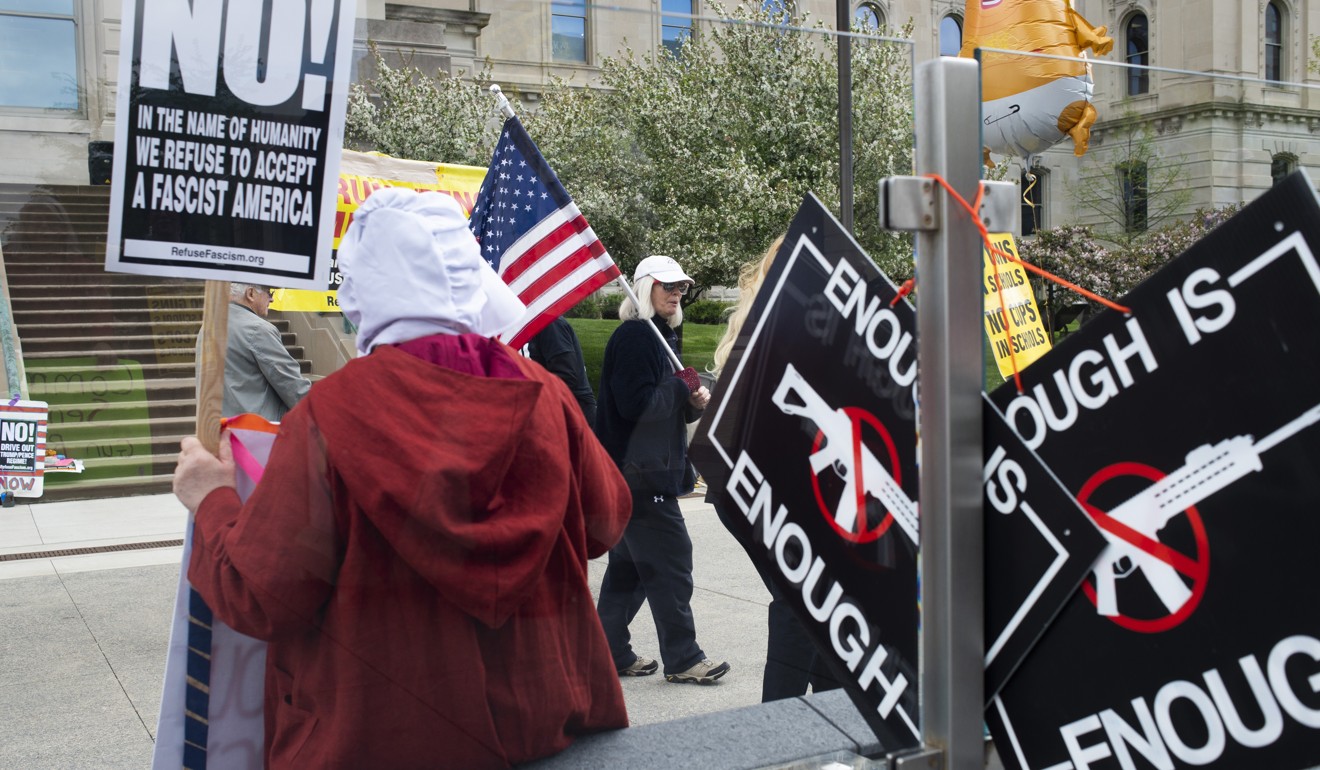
[665,658,731,685]
[617,656,659,677]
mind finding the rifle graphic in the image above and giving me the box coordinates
[1091,403,1320,617]
[771,364,920,545]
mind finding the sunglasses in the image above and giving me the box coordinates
[660,281,692,295]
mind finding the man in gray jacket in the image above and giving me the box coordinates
[223,283,311,421]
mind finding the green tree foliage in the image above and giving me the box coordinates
[1071,110,1191,249]
[344,7,916,292]
[1021,204,1241,327]
[525,3,916,291]
[345,45,502,168]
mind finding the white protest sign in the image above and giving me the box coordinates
[106,0,355,289]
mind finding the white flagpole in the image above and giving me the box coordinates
[487,84,684,373]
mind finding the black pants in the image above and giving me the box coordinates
[596,490,705,675]
[711,496,840,702]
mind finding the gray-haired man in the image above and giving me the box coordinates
[223,283,310,421]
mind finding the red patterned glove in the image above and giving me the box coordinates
[674,366,701,393]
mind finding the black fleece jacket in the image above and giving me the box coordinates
[594,317,701,496]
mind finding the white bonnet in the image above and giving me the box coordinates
[337,188,525,354]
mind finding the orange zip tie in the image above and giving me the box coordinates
[923,174,1133,393]
[890,278,915,307]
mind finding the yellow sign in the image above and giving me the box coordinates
[982,233,1051,380]
[271,150,487,312]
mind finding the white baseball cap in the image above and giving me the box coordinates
[633,255,694,284]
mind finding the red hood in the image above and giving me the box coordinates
[305,342,567,628]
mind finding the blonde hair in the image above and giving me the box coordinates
[618,275,683,328]
[711,234,785,376]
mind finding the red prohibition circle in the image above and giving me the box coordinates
[1077,462,1211,633]
[809,406,903,544]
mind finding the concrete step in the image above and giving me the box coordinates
[45,398,197,425]
[43,414,195,445]
[13,308,203,325]
[0,252,112,268]
[29,376,199,404]
[2,220,108,234]
[21,331,292,354]
[7,285,202,301]
[55,432,191,460]
[4,267,193,285]
[37,473,174,502]
[19,322,201,341]
[12,295,205,312]
[24,356,309,381]
[23,345,305,362]
[27,359,201,382]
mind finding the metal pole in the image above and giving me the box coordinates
[837,0,854,233]
[914,57,983,769]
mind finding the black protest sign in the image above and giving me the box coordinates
[986,172,1320,770]
[982,395,1108,702]
[105,0,355,289]
[690,194,921,750]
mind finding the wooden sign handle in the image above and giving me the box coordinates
[195,281,230,454]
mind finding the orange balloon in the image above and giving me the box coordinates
[960,0,1113,163]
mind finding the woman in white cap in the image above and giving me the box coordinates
[172,188,631,768]
[593,255,731,685]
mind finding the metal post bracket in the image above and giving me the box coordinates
[978,180,1020,235]
[879,176,939,232]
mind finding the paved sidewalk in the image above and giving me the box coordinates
[0,493,775,767]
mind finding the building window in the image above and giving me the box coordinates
[551,0,587,63]
[1021,171,1045,236]
[0,0,80,110]
[1120,161,1148,233]
[855,2,884,31]
[1272,153,1297,185]
[1125,13,1149,96]
[661,0,693,57]
[762,0,791,24]
[1265,1,1283,81]
[939,15,962,57]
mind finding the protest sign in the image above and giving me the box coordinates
[986,172,1320,770]
[0,400,47,497]
[106,0,355,290]
[982,395,1107,701]
[271,151,486,311]
[690,194,922,750]
[154,415,277,769]
[983,232,1051,381]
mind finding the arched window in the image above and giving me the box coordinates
[1265,1,1284,81]
[1125,13,1149,95]
[939,15,962,57]
[855,2,884,32]
[1272,153,1297,185]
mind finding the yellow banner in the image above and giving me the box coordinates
[982,233,1051,381]
[271,150,487,312]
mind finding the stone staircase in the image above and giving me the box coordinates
[0,184,310,501]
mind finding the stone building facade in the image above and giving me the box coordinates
[2,0,1316,233]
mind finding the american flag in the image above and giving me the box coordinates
[469,116,620,348]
